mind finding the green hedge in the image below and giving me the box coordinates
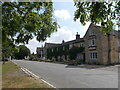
[47,45,84,60]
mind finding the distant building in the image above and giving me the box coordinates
[36,23,120,65]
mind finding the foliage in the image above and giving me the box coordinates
[67,46,84,60]
[29,52,37,60]
[2,2,58,57]
[14,45,30,59]
[47,45,84,60]
[2,62,49,88]
[2,61,20,75]
[2,2,58,44]
[74,1,120,34]
[67,59,82,65]
[47,44,69,60]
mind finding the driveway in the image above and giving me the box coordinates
[13,60,118,88]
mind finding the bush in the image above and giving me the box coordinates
[76,59,82,65]
[67,59,82,65]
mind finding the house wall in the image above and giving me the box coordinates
[109,31,119,64]
[84,24,108,65]
[85,23,119,65]
[37,23,119,65]
[74,43,80,47]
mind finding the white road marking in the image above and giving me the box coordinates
[12,61,57,89]
[41,79,57,89]
[21,67,57,89]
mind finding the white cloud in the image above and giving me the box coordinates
[45,26,75,43]
[25,27,75,54]
[25,38,43,54]
[25,23,91,54]
[71,21,91,37]
[54,9,71,20]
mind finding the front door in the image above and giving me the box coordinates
[83,53,86,64]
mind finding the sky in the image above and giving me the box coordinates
[25,1,91,54]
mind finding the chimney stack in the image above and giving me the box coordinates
[76,32,80,39]
[62,40,65,43]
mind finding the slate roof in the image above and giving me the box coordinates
[62,38,84,45]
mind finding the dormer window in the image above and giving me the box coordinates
[89,30,95,36]
[89,39,96,46]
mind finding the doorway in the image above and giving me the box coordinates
[82,53,86,64]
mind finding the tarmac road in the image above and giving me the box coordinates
[13,60,118,88]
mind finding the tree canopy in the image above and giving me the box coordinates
[2,2,58,45]
[14,45,30,59]
[74,1,120,34]
[1,2,58,57]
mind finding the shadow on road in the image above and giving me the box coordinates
[65,64,119,69]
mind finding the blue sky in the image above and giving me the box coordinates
[25,1,91,54]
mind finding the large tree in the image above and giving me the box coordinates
[14,45,30,59]
[1,2,58,57]
[74,1,120,34]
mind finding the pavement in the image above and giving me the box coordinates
[13,60,118,88]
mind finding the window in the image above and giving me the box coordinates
[80,43,83,47]
[63,46,65,51]
[69,44,73,49]
[52,48,54,52]
[90,52,97,59]
[89,39,96,46]
[118,40,120,47]
[89,30,95,35]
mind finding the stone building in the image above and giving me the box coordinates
[36,23,120,65]
[84,23,120,64]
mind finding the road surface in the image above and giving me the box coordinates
[13,60,118,88]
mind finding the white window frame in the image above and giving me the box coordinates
[118,40,120,47]
[63,46,65,51]
[119,53,120,63]
[52,48,54,52]
[89,39,96,46]
[90,52,97,59]
[69,44,73,49]
[80,43,83,47]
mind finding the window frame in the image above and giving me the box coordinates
[89,39,96,46]
[80,43,83,47]
[90,52,97,59]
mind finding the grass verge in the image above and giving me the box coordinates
[2,61,51,88]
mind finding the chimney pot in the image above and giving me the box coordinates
[76,32,80,39]
[62,40,65,43]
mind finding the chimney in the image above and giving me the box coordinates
[76,32,80,39]
[62,40,65,43]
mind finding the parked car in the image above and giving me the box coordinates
[2,58,10,61]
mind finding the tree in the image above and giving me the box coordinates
[67,46,84,60]
[74,1,120,34]
[74,1,120,64]
[16,45,30,59]
[2,2,58,57]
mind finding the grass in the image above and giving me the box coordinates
[2,76,50,88]
[2,61,20,75]
[2,61,51,89]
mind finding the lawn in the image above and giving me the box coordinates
[2,61,51,89]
